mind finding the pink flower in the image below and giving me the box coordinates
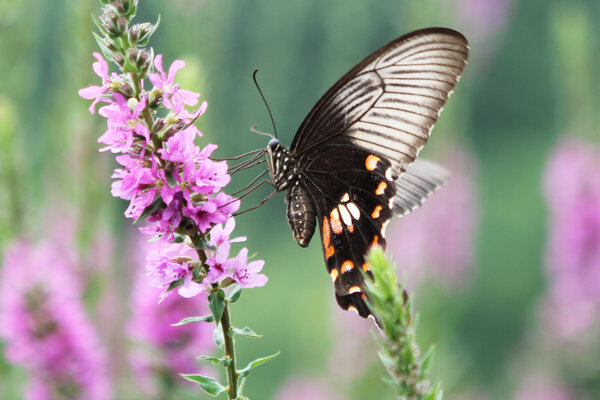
[128,233,214,391]
[98,93,150,153]
[274,378,345,400]
[146,241,202,301]
[231,248,268,289]
[453,0,514,43]
[387,147,478,289]
[78,52,112,114]
[205,243,236,284]
[149,55,199,110]
[542,139,600,339]
[513,375,576,400]
[209,218,246,248]
[183,192,240,234]
[158,128,201,163]
[0,240,112,399]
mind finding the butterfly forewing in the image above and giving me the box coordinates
[291,28,468,178]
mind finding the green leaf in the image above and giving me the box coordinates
[229,327,262,338]
[228,285,243,303]
[134,194,165,223]
[92,32,115,62]
[122,56,138,74]
[137,15,161,46]
[213,325,224,348]
[208,290,226,323]
[193,238,216,252]
[180,374,226,396]
[425,383,443,400]
[238,351,280,378]
[171,315,214,326]
[420,345,436,377]
[197,355,231,367]
[166,277,185,292]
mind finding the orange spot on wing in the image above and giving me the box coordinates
[341,260,354,273]
[347,224,354,233]
[330,269,339,282]
[371,205,383,219]
[375,181,388,195]
[325,245,335,260]
[361,293,367,301]
[371,235,379,247]
[322,216,331,248]
[362,263,371,272]
[365,155,380,171]
[330,208,343,235]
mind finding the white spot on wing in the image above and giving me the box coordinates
[340,192,350,202]
[385,167,394,181]
[338,205,352,227]
[346,202,360,220]
[381,220,390,238]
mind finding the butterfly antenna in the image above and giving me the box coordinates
[250,125,275,140]
[253,69,279,139]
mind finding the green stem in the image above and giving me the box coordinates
[196,241,238,399]
[220,302,238,399]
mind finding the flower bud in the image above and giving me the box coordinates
[113,0,138,18]
[148,87,163,108]
[112,53,125,67]
[152,118,166,133]
[126,48,153,77]
[128,22,155,47]
[108,75,135,98]
[99,8,126,37]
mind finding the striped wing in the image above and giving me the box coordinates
[290,27,469,179]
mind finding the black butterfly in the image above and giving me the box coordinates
[262,27,469,318]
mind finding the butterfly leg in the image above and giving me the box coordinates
[233,190,278,217]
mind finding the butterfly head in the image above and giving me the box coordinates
[265,139,298,191]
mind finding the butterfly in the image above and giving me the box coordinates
[261,27,469,318]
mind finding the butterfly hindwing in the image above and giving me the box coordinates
[298,145,396,316]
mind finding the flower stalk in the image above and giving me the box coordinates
[80,1,275,398]
[220,304,239,398]
[363,247,441,400]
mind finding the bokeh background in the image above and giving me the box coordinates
[1,0,600,399]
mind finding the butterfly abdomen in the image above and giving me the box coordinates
[285,182,316,247]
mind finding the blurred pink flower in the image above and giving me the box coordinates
[128,233,214,391]
[513,375,576,400]
[542,139,600,339]
[0,240,112,400]
[452,0,514,43]
[274,378,345,400]
[387,148,478,288]
[327,300,374,383]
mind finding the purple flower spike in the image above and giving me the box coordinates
[542,139,600,340]
[0,240,112,400]
[81,32,266,307]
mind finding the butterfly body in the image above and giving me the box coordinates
[262,27,469,318]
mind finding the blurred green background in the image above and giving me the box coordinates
[1,0,599,399]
